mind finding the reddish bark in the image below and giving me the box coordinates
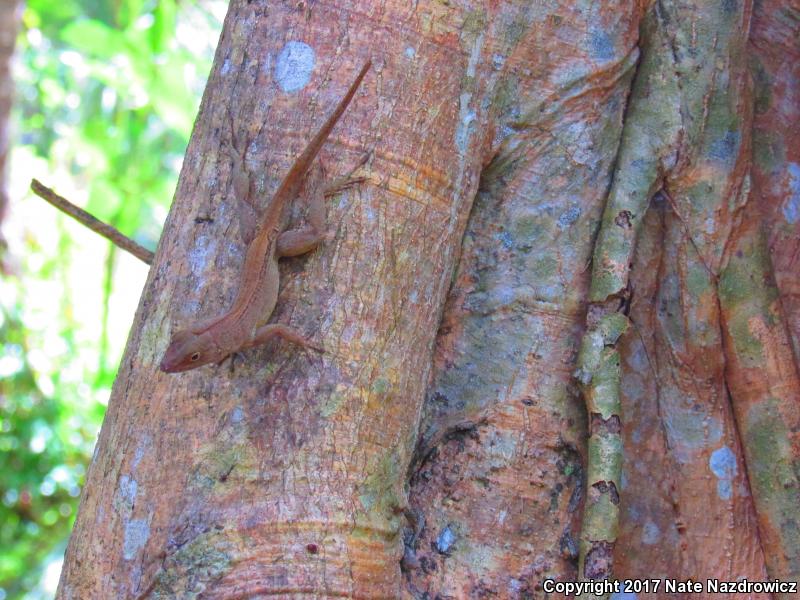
[56,0,800,597]
[405,1,643,594]
[59,1,487,596]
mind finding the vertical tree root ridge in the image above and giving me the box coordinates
[719,200,800,585]
[572,0,793,590]
[574,311,628,584]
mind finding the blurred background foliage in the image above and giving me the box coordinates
[1,1,224,597]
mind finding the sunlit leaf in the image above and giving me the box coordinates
[6,1,224,596]
[60,19,126,58]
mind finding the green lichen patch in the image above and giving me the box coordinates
[598,314,629,346]
[744,401,798,499]
[718,234,783,366]
[752,130,785,173]
[372,377,391,396]
[742,400,800,573]
[512,213,545,247]
[356,448,404,535]
[581,490,620,544]
[461,9,487,39]
[718,238,780,310]
[320,391,346,418]
[150,531,234,599]
[587,431,623,485]
[492,75,520,123]
[727,314,764,367]
[189,444,244,492]
[531,256,558,280]
[686,261,712,297]
[749,55,773,116]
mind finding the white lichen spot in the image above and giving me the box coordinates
[132,435,150,469]
[453,31,484,155]
[557,205,581,229]
[231,406,244,423]
[783,162,800,224]
[709,445,737,500]
[466,31,484,78]
[455,92,477,154]
[435,525,457,554]
[275,41,315,93]
[221,57,232,76]
[641,520,661,545]
[123,518,150,560]
[404,47,415,59]
[118,475,137,506]
[188,235,216,277]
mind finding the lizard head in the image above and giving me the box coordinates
[160,329,226,373]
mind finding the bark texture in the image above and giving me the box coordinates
[592,0,772,589]
[57,0,800,598]
[59,2,490,597]
[406,0,800,596]
[404,2,642,595]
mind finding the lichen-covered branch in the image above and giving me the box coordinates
[574,311,628,582]
[577,0,763,588]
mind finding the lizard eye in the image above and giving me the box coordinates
[190,352,201,361]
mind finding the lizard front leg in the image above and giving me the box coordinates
[226,118,261,245]
[323,152,371,197]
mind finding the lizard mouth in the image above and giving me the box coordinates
[159,356,186,373]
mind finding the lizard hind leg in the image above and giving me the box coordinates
[276,163,330,257]
[277,154,370,257]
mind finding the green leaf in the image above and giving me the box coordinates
[150,1,177,54]
[60,19,125,58]
[148,54,197,134]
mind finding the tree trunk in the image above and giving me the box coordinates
[58,0,800,598]
[58,1,486,597]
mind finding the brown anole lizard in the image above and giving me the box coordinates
[160,59,371,373]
